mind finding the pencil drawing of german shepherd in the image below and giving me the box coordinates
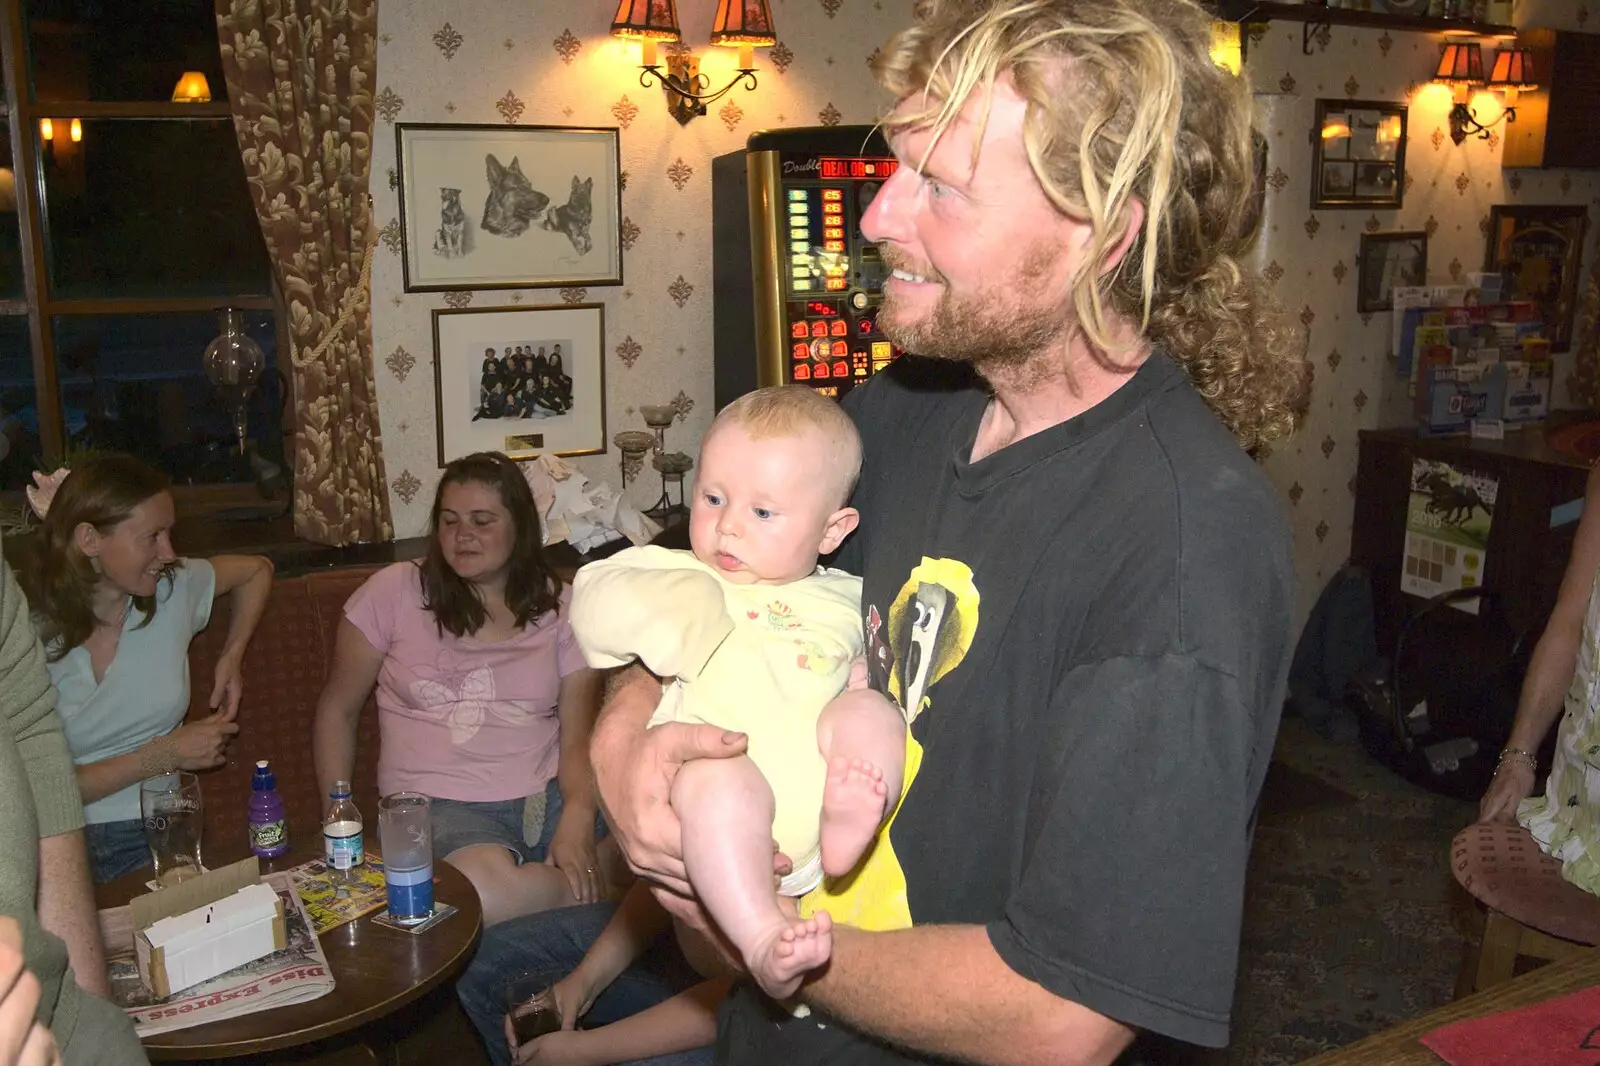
[541,175,594,256]
[481,155,549,238]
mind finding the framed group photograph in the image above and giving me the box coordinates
[396,123,623,293]
[1312,99,1408,210]
[432,304,607,465]
[1357,231,1428,313]
[1484,204,1591,353]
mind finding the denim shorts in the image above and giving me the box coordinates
[86,818,150,885]
[430,777,605,865]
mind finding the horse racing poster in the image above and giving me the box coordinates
[1401,458,1498,613]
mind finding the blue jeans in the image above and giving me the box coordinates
[456,901,711,1066]
[86,819,148,884]
[432,778,606,865]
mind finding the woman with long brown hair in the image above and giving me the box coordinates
[311,452,616,926]
[16,455,274,883]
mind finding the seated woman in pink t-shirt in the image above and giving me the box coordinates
[312,452,619,925]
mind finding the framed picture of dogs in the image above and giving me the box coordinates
[396,124,623,292]
[432,303,607,464]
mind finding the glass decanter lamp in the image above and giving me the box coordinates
[203,308,265,455]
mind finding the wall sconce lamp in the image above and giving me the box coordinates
[1433,42,1535,144]
[38,117,82,149]
[171,71,213,104]
[611,0,777,126]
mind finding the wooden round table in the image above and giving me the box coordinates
[97,847,483,1061]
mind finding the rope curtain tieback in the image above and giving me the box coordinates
[293,212,376,372]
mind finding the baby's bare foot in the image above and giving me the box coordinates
[749,910,834,999]
[820,756,890,877]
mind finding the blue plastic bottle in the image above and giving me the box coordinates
[248,760,290,858]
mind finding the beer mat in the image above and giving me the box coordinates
[371,902,457,934]
[1419,984,1600,1065]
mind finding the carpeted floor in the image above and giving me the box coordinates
[1219,716,1482,1064]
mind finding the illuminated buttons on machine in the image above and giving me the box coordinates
[788,189,813,292]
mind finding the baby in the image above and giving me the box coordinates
[571,385,907,999]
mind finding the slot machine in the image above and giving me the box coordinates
[712,125,902,409]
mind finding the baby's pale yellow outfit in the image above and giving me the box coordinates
[570,544,863,895]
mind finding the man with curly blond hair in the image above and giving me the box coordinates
[461,1,1307,1063]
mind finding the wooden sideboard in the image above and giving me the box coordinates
[1350,425,1591,657]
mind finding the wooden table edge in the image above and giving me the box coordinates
[103,858,483,1061]
[1295,947,1600,1064]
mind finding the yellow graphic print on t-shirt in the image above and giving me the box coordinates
[800,557,979,931]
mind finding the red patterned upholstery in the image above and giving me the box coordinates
[183,567,383,861]
[1451,822,1600,945]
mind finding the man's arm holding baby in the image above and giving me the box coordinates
[797,926,1132,1066]
[590,664,747,896]
[593,690,1128,1066]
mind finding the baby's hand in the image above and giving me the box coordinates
[846,656,870,691]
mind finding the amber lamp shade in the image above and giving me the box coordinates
[1487,46,1536,102]
[1434,42,1484,85]
[709,0,776,46]
[172,71,212,103]
[611,0,682,40]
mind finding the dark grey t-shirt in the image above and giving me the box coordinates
[717,353,1295,1064]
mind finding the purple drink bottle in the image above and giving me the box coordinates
[248,760,290,858]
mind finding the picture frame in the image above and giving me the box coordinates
[1357,231,1428,313]
[1311,99,1407,210]
[1484,204,1591,354]
[432,304,607,465]
[396,123,623,293]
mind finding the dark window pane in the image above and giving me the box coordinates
[53,310,285,487]
[0,128,24,301]
[41,119,270,299]
[0,315,39,492]
[26,0,225,103]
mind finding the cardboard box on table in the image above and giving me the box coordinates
[133,857,286,999]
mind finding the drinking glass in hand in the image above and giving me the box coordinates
[504,975,562,1048]
[141,771,204,887]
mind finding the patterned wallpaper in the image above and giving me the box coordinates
[369,0,906,534]
[1245,0,1600,621]
[368,0,1600,627]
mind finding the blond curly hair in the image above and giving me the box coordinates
[875,0,1308,448]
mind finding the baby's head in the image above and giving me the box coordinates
[690,385,861,586]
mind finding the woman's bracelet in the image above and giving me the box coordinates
[138,735,180,778]
[1495,747,1537,773]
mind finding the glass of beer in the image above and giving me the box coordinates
[504,975,562,1048]
[140,772,204,887]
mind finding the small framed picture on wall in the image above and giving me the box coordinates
[432,304,608,465]
[1311,99,1407,210]
[1484,204,1590,353]
[1357,231,1428,312]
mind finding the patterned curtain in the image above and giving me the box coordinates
[1570,251,1600,411]
[215,0,394,545]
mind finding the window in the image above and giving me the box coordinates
[0,0,284,494]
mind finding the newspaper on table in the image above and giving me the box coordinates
[289,855,390,936]
[100,870,334,1037]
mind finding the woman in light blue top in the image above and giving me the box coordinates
[16,456,274,883]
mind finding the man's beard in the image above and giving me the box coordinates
[877,243,1067,376]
